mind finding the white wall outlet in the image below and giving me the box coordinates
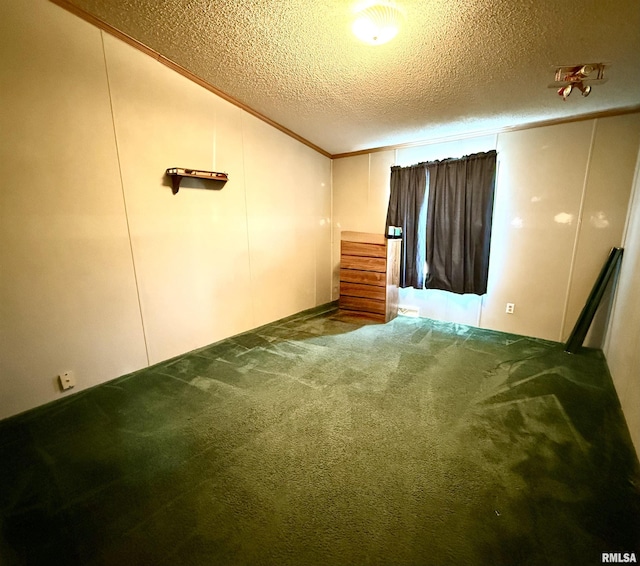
[59,371,76,391]
[505,303,515,314]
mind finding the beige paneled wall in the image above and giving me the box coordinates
[332,117,640,342]
[242,113,331,327]
[563,115,640,346]
[0,0,331,420]
[605,149,640,454]
[482,122,594,340]
[331,151,394,298]
[0,1,148,418]
[103,33,245,365]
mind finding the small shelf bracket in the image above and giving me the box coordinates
[166,168,229,194]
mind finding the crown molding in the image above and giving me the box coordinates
[47,1,640,162]
[331,105,640,159]
[49,0,333,159]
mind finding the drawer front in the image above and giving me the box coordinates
[340,268,386,286]
[339,295,386,315]
[341,241,386,258]
[340,282,386,301]
[338,309,386,323]
[341,255,386,272]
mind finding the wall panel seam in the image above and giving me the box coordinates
[559,120,597,343]
[100,31,151,366]
[240,114,256,325]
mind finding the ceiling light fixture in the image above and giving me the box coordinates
[551,63,607,101]
[352,1,405,46]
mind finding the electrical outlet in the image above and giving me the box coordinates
[59,371,76,391]
[505,303,515,314]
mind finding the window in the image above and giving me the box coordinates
[386,151,497,295]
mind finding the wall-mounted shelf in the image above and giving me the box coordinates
[166,168,229,194]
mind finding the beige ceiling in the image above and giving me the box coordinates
[55,0,640,156]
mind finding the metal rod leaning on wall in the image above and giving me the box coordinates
[564,247,624,354]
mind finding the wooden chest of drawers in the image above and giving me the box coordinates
[338,231,401,323]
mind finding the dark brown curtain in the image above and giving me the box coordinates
[385,163,427,288]
[425,150,497,295]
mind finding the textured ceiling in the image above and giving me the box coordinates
[57,0,640,155]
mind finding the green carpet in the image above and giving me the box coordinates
[1,305,638,565]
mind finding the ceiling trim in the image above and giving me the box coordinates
[332,105,640,159]
[47,1,640,163]
[49,0,333,159]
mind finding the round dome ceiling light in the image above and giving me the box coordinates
[352,1,405,45]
